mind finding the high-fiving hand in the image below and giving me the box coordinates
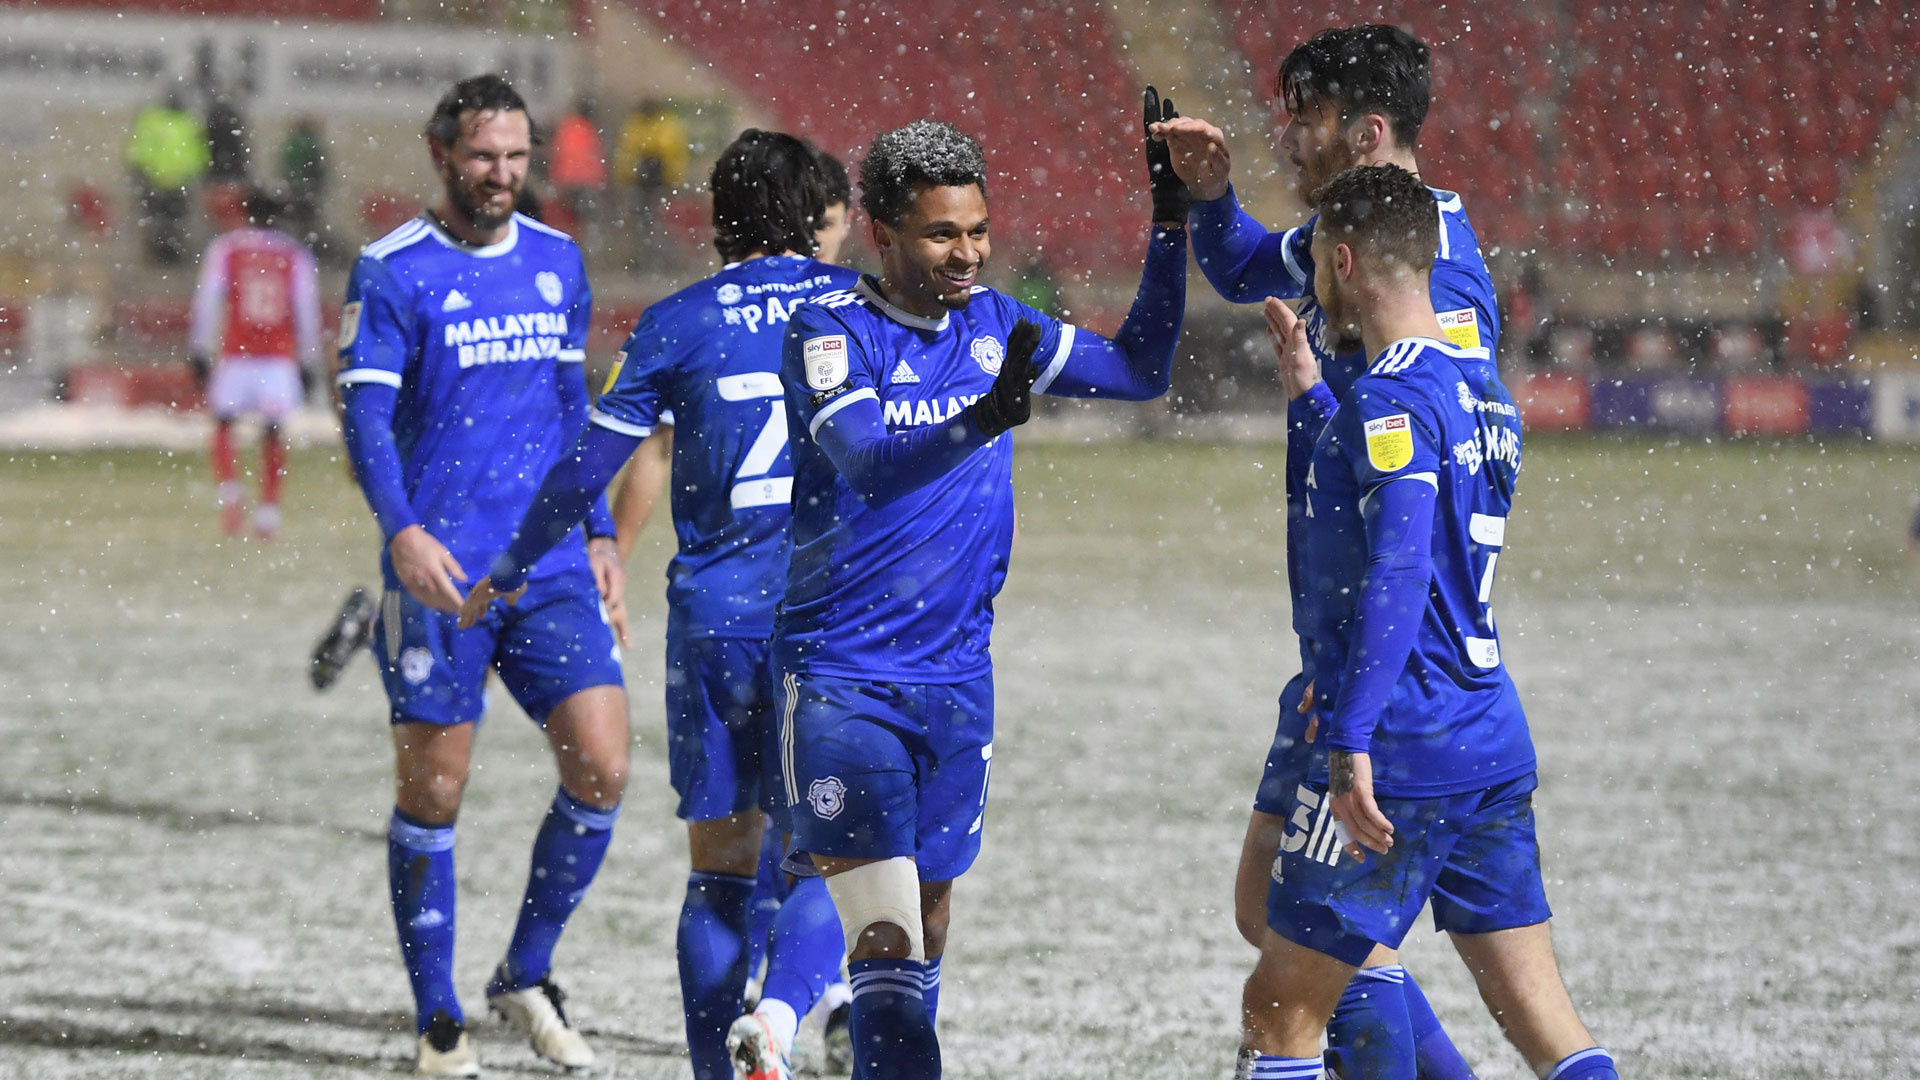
[1147,113,1233,204]
[1264,296,1320,401]
[1142,86,1191,226]
[969,319,1044,438]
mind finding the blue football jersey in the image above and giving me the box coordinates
[335,213,594,581]
[1299,336,1535,798]
[591,255,859,638]
[1263,188,1501,682]
[774,278,1073,683]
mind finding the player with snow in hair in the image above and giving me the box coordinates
[759,108,1187,1079]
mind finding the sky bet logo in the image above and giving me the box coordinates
[444,312,570,369]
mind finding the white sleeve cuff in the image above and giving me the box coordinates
[590,408,652,438]
[336,368,403,388]
[808,387,878,438]
[1030,324,1076,395]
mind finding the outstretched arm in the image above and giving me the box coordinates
[1188,186,1313,304]
[807,321,1043,507]
[477,422,643,599]
[1030,226,1186,401]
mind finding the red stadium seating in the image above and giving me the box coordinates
[1216,0,1916,263]
[629,0,1142,271]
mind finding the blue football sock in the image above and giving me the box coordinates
[1544,1048,1618,1080]
[1326,966,1416,1080]
[921,954,942,1023]
[745,825,789,987]
[1398,968,1477,1080]
[386,808,461,1033]
[679,871,755,1080]
[758,874,844,1021]
[847,957,940,1080]
[495,788,619,992]
[1244,1053,1326,1079]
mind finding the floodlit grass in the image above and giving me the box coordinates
[1,438,1916,1078]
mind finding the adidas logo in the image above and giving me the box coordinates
[890,360,920,384]
[441,289,472,312]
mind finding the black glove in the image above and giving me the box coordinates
[969,319,1043,438]
[188,353,211,390]
[1143,86,1190,226]
[298,363,316,399]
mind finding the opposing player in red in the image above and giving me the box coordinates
[190,188,322,539]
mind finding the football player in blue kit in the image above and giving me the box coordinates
[334,75,627,1076]
[1234,163,1618,1080]
[1157,25,1494,1079]
[459,130,859,1080]
[770,112,1188,1080]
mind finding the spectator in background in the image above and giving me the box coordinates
[281,116,331,253]
[207,88,250,186]
[550,98,607,249]
[126,88,210,265]
[616,99,689,269]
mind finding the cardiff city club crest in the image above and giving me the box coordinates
[971,336,1004,375]
[809,776,847,820]
[535,271,564,306]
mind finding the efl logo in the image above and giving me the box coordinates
[804,335,849,390]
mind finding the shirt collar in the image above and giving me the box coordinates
[856,275,949,332]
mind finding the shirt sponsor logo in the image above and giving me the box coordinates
[716,282,744,305]
[337,301,361,349]
[1438,307,1480,350]
[1457,381,1519,416]
[884,394,982,427]
[535,270,564,306]
[808,776,847,820]
[443,311,571,369]
[804,335,848,390]
[1364,413,1415,472]
[971,335,1005,375]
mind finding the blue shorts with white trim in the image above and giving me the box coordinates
[778,669,993,883]
[1265,772,1552,966]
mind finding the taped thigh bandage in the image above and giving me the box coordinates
[825,856,925,963]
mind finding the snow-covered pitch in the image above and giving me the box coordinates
[2,438,1916,1078]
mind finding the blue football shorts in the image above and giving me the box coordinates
[777,670,994,883]
[664,635,781,824]
[1266,772,1553,966]
[372,565,623,726]
[1253,672,1314,817]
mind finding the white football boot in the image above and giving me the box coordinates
[725,1011,793,1080]
[416,1011,480,1077]
[487,970,594,1069]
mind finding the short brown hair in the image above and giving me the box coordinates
[1309,163,1435,272]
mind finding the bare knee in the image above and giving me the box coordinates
[396,765,467,823]
[560,746,628,808]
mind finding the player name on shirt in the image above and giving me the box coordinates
[718,270,845,334]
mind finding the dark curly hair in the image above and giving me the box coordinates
[710,129,829,262]
[425,74,539,148]
[1309,163,1436,271]
[858,121,987,227]
[1279,25,1430,148]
